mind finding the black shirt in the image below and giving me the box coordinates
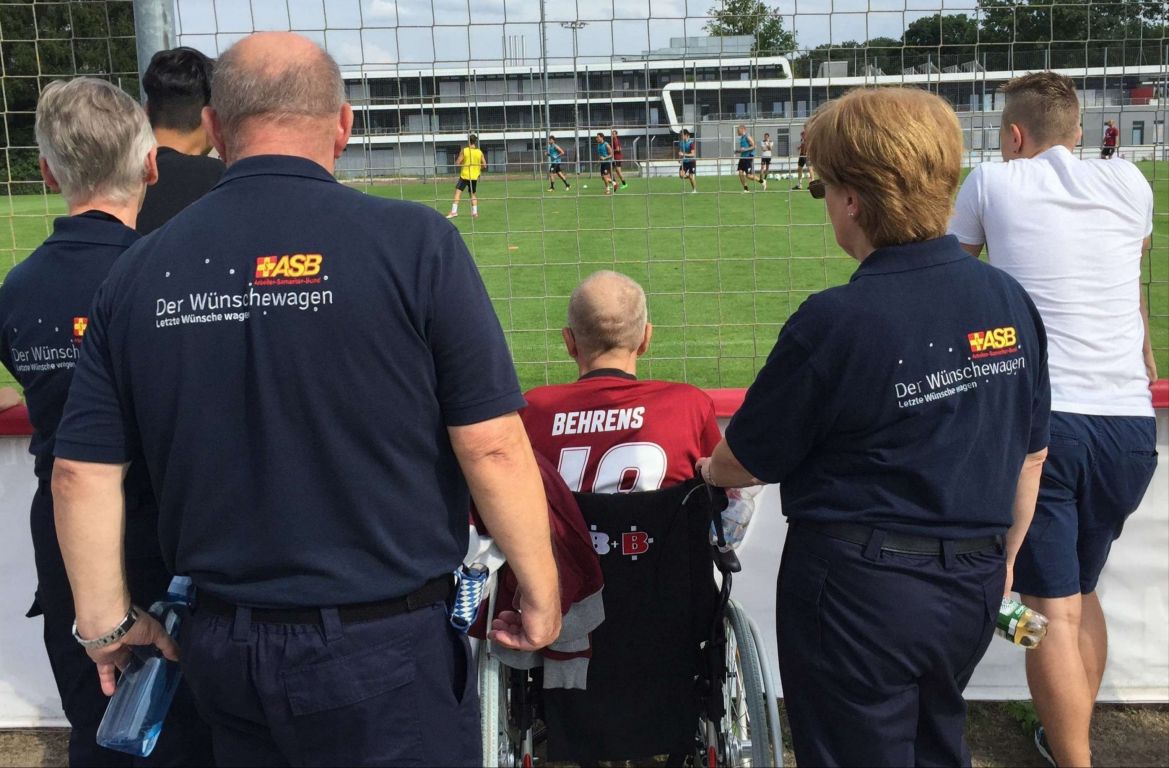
[136,146,225,235]
[0,212,159,553]
[55,155,525,608]
[726,236,1050,538]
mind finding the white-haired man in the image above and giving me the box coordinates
[522,271,721,493]
[51,33,558,766]
[0,78,210,767]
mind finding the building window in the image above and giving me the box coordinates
[1132,121,1144,145]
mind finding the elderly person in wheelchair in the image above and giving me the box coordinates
[463,271,782,767]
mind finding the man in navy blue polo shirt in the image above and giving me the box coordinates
[51,33,560,766]
[699,88,1051,765]
[0,78,210,767]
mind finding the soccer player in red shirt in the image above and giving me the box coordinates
[609,129,628,189]
[1100,119,1119,159]
[522,271,721,493]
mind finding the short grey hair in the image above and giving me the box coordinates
[567,271,648,357]
[35,78,155,205]
[211,36,344,143]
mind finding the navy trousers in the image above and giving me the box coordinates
[777,522,1004,767]
[28,484,213,767]
[181,598,480,767]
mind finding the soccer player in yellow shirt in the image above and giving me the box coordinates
[447,133,486,219]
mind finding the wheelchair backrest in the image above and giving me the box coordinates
[542,479,729,762]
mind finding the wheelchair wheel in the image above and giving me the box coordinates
[706,600,773,767]
[479,647,535,768]
[737,604,785,766]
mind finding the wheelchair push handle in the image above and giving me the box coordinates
[700,482,743,574]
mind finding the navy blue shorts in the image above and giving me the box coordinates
[1014,411,1157,598]
[680,160,696,176]
[737,158,754,173]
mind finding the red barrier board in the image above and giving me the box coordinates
[0,382,1165,435]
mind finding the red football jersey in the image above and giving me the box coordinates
[1103,126,1119,147]
[521,372,721,493]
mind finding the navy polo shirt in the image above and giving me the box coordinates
[0,212,160,552]
[0,212,137,481]
[726,236,1050,538]
[55,155,525,607]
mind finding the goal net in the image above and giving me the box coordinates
[1,0,1165,392]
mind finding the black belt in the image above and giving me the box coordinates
[802,521,1001,555]
[195,574,453,626]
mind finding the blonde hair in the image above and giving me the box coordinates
[35,78,155,206]
[805,87,962,248]
[1001,72,1080,147]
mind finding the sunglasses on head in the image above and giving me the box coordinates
[808,179,825,199]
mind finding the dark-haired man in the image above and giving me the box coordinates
[137,46,225,234]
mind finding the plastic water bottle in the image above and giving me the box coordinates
[996,597,1049,648]
[709,485,762,550]
[96,576,192,757]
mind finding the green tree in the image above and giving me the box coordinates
[1,1,138,194]
[977,0,1164,69]
[790,37,906,78]
[902,13,981,69]
[705,0,797,57]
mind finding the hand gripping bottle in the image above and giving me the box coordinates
[709,485,763,551]
[96,576,192,756]
[996,597,1049,649]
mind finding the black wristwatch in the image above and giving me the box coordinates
[72,606,139,649]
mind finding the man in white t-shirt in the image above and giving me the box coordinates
[949,71,1157,768]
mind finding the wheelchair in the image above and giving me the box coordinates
[478,478,783,767]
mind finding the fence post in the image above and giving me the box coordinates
[133,0,176,101]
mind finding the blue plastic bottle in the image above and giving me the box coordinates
[95,576,192,757]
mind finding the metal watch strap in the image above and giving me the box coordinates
[72,606,139,649]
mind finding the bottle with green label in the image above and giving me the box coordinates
[996,598,1049,648]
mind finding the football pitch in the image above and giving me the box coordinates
[1,164,1166,393]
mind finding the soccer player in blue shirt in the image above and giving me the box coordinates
[678,129,697,193]
[736,124,764,191]
[547,135,570,191]
[594,132,617,194]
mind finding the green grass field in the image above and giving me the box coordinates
[2,164,1166,393]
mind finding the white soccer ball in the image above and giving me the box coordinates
[583,184,588,189]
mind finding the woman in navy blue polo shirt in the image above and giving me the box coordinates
[698,88,1051,767]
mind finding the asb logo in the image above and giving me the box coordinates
[254,253,323,279]
[72,316,88,340]
[967,326,1017,354]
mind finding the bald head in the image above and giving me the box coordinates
[566,271,648,361]
[209,32,345,158]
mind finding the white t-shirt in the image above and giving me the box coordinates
[761,140,772,158]
[949,146,1154,417]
